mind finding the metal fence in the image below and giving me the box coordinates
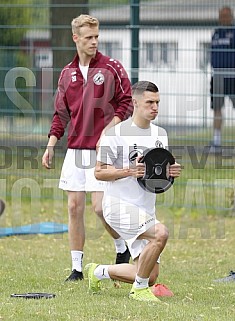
[1,1,235,129]
[0,1,235,218]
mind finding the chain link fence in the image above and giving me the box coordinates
[0,0,235,220]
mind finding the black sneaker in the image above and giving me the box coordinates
[214,270,235,283]
[115,248,131,264]
[65,269,84,282]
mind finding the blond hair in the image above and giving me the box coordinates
[71,14,99,35]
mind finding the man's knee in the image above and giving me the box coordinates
[91,192,103,218]
[68,199,84,218]
[92,203,103,218]
[155,224,169,243]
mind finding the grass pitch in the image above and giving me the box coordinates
[0,125,235,320]
[0,203,234,321]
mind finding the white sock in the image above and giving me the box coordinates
[71,250,83,272]
[133,274,149,289]
[213,129,221,146]
[114,237,127,254]
[94,265,111,280]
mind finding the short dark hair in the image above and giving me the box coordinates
[132,81,159,96]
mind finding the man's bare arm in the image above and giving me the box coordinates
[95,161,145,181]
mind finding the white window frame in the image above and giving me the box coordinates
[35,49,53,68]
[141,41,178,70]
[197,41,211,71]
[98,41,122,61]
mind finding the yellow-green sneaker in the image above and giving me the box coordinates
[129,286,161,303]
[85,263,101,294]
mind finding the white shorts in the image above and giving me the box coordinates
[59,149,104,192]
[103,195,160,260]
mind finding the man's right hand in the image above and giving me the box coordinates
[42,147,54,169]
[130,157,145,178]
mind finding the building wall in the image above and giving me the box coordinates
[99,26,234,127]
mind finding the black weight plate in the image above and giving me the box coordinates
[137,148,175,194]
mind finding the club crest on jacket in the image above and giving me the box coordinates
[93,72,104,85]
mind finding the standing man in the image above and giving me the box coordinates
[210,6,235,152]
[85,81,181,302]
[42,14,133,281]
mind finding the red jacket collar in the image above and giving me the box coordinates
[70,51,102,68]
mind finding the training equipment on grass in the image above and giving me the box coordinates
[10,292,56,299]
[137,147,175,194]
[0,199,5,216]
[214,270,235,283]
[152,283,174,297]
[0,222,68,238]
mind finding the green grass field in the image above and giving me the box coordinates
[0,125,235,320]
[0,211,234,321]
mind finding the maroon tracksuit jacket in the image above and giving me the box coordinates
[49,51,133,149]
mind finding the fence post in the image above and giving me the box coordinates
[130,0,139,84]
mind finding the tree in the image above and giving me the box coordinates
[0,0,32,46]
[0,0,35,116]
